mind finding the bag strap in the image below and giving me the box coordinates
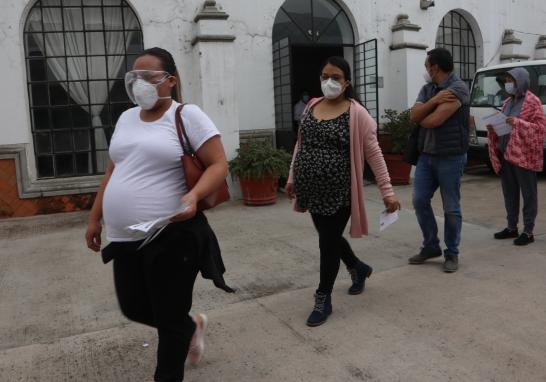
[174,103,196,155]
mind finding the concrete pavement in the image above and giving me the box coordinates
[0,166,545,382]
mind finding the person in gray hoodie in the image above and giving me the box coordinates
[487,67,546,246]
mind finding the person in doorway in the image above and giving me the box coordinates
[487,68,546,245]
[85,47,233,382]
[408,48,470,273]
[285,56,400,327]
[293,91,310,134]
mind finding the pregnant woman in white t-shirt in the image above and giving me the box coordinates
[85,47,231,382]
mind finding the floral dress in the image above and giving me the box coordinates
[294,109,351,215]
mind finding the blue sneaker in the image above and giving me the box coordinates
[306,291,332,327]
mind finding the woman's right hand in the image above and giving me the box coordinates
[86,220,102,252]
[285,182,295,200]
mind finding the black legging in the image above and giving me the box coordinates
[311,207,363,295]
[113,222,200,382]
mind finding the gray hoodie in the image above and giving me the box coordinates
[499,67,530,152]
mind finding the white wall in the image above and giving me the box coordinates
[1,0,545,164]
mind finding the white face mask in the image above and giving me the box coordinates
[321,78,345,99]
[131,78,171,110]
[504,82,516,95]
[423,70,433,83]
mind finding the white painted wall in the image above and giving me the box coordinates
[1,0,545,185]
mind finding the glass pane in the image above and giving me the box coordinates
[86,32,106,55]
[25,34,44,57]
[64,32,85,56]
[85,0,101,5]
[76,152,92,175]
[30,84,49,106]
[67,57,87,80]
[94,129,109,149]
[88,81,108,103]
[36,133,52,154]
[63,0,81,5]
[84,8,103,31]
[103,0,122,5]
[49,82,69,105]
[453,45,461,62]
[37,156,54,178]
[125,31,142,54]
[33,109,51,130]
[104,7,123,29]
[87,57,107,79]
[104,32,124,54]
[25,8,42,32]
[126,54,137,71]
[44,33,65,56]
[63,8,83,31]
[28,59,47,81]
[443,13,452,28]
[68,81,89,105]
[47,58,67,81]
[123,7,140,29]
[313,0,340,36]
[71,105,90,127]
[55,154,74,176]
[107,56,125,78]
[452,29,461,46]
[272,8,309,43]
[42,0,61,5]
[51,107,72,129]
[281,0,312,32]
[452,13,461,29]
[318,12,353,44]
[42,8,63,31]
[54,131,73,152]
[73,130,90,151]
[109,79,128,102]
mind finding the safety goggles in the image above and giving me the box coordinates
[124,70,170,104]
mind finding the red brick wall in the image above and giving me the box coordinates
[0,159,96,218]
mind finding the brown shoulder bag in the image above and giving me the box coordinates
[174,104,230,211]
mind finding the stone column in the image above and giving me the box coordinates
[534,35,546,60]
[389,14,428,110]
[500,30,530,62]
[192,1,239,195]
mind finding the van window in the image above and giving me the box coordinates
[471,65,546,107]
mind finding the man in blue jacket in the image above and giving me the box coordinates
[408,48,470,273]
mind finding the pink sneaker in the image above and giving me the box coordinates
[186,313,208,366]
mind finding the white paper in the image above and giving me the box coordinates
[481,111,512,136]
[379,210,399,232]
[127,203,190,233]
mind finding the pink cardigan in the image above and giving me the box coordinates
[488,91,546,174]
[287,97,394,238]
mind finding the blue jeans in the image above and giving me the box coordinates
[413,153,466,257]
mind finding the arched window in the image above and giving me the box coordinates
[24,0,143,178]
[273,0,354,46]
[436,11,477,88]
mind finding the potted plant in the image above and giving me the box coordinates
[381,109,415,185]
[229,139,292,205]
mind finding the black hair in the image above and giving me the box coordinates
[136,47,181,102]
[426,48,454,73]
[321,56,362,105]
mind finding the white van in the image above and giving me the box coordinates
[468,60,546,169]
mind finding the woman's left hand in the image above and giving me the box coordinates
[383,195,401,213]
[171,193,198,222]
[506,117,516,126]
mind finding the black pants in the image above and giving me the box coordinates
[113,223,200,382]
[311,207,362,295]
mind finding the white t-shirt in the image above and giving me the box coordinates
[103,101,220,242]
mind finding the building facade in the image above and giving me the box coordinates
[1,0,545,217]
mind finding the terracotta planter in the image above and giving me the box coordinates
[384,153,412,185]
[239,176,279,205]
[378,133,392,154]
